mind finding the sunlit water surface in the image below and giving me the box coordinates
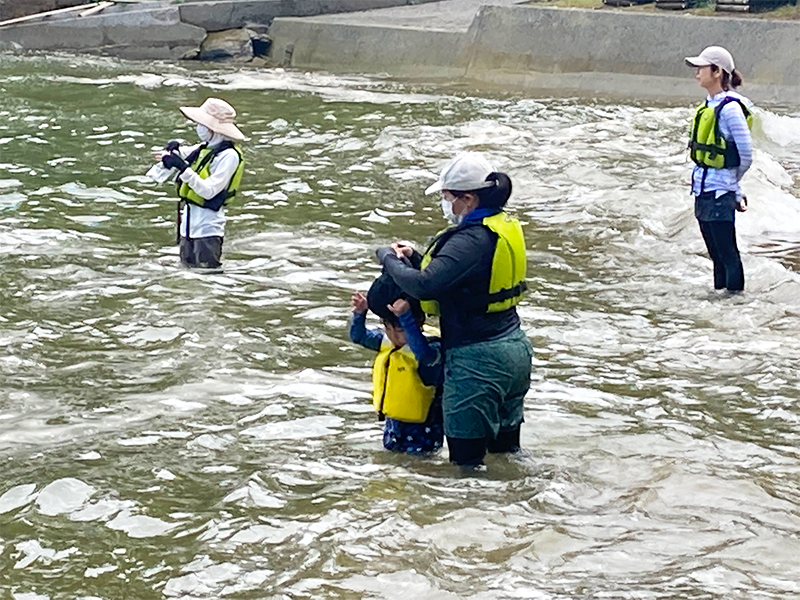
[1,53,800,600]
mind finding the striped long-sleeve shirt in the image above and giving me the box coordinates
[691,90,754,197]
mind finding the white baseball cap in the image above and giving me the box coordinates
[424,152,496,195]
[685,46,735,75]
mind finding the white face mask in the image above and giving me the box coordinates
[440,198,462,225]
[196,123,213,142]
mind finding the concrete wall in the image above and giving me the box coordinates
[180,0,442,32]
[0,0,445,59]
[268,5,800,105]
[0,7,206,59]
[269,19,468,76]
[465,6,800,94]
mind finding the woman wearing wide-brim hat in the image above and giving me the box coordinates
[161,97,246,269]
[685,46,754,292]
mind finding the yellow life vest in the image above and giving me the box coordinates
[177,143,244,207]
[419,211,527,316]
[689,96,753,170]
[371,330,438,423]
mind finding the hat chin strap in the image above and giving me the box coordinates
[208,130,231,145]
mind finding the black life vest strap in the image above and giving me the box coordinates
[178,141,240,207]
[485,280,528,305]
[712,96,748,168]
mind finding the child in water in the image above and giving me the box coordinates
[349,273,444,454]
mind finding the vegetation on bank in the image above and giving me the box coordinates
[527,0,799,19]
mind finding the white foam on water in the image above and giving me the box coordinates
[76,451,101,461]
[84,563,118,578]
[155,469,176,481]
[187,433,233,451]
[70,498,135,523]
[201,465,238,474]
[14,540,79,569]
[222,480,287,509]
[163,560,242,598]
[228,521,303,545]
[160,399,206,411]
[117,435,161,447]
[759,109,800,148]
[219,393,253,406]
[35,478,93,516]
[106,511,176,538]
[0,483,37,514]
[241,415,344,441]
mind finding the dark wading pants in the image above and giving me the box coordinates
[179,236,223,269]
[695,191,744,292]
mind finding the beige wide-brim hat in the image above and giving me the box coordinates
[180,97,245,141]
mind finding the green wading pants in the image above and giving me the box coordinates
[442,327,533,442]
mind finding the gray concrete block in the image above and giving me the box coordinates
[179,0,440,32]
[0,7,206,55]
[268,17,467,77]
[85,44,201,61]
[0,18,105,50]
[466,6,800,88]
[102,9,207,47]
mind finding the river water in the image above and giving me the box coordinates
[1,53,800,600]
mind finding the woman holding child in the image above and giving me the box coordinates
[376,152,532,467]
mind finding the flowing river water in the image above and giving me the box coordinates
[1,53,800,600]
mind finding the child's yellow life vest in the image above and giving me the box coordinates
[371,337,436,423]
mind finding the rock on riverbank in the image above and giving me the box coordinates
[0,0,437,60]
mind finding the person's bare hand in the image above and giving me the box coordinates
[736,194,748,212]
[391,241,415,259]
[387,298,410,316]
[351,291,368,314]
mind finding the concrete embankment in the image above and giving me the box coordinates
[268,1,800,104]
[0,0,440,60]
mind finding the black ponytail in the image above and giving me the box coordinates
[730,69,743,89]
[476,172,512,209]
[713,65,743,90]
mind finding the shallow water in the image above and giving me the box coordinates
[1,53,800,600]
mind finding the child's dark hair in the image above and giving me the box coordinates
[449,172,513,209]
[711,64,743,90]
[366,272,424,327]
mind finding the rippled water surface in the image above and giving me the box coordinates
[2,53,800,600]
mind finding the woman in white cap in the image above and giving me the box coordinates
[685,46,753,292]
[161,97,246,269]
[375,152,532,467]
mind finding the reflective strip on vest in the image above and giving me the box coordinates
[689,97,752,170]
[177,144,244,207]
[371,340,436,423]
[419,211,527,316]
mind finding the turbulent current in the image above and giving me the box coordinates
[1,53,800,600]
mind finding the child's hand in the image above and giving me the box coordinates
[387,298,410,316]
[351,291,368,314]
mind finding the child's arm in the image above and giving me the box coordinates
[349,291,383,352]
[396,310,438,366]
[390,303,441,389]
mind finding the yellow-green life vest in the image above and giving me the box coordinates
[372,334,437,423]
[419,211,527,316]
[689,96,752,170]
[177,143,244,207]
